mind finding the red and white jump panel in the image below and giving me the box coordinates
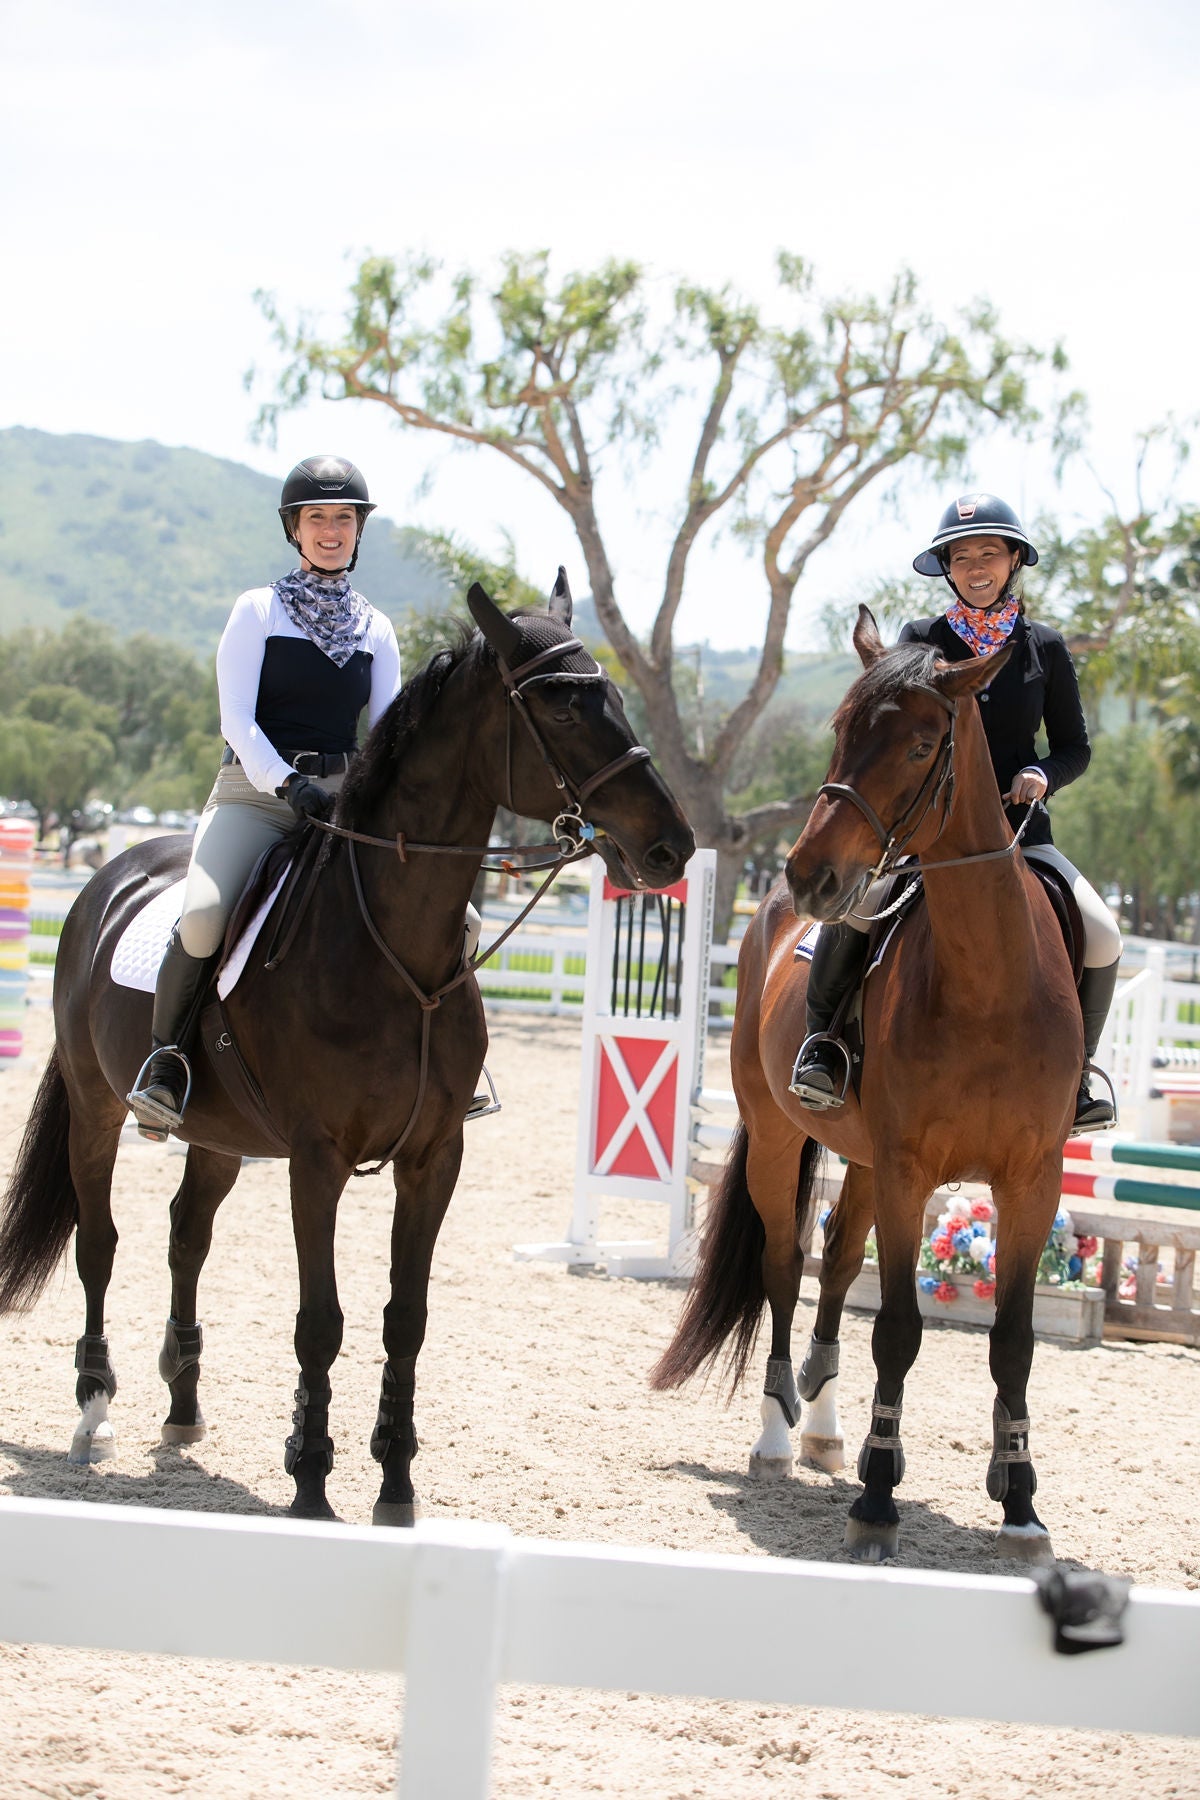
[515,849,717,1278]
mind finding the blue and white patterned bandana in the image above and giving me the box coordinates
[273,568,370,668]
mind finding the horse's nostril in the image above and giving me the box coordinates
[645,842,682,875]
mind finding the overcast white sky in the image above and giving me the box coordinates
[5,0,1199,648]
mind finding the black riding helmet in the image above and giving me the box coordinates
[278,456,376,575]
[913,493,1039,578]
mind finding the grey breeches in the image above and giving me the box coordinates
[177,764,347,960]
[843,845,1122,970]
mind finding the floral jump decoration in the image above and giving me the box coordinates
[827,1195,1102,1306]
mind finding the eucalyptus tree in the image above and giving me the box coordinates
[255,251,1056,930]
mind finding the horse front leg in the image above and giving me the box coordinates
[746,1133,809,1482]
[68,1110,124,1465]
[797,1160,875,1474]
[159,1147,242,1446]
[845,1164,927,1562]
[987,1163,1062,1563]
[372,1135,463,1528]
[285,1138,350,1520]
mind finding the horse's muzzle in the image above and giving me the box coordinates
[786,858,863,922]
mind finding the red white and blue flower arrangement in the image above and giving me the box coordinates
[823,1196,1101,1306]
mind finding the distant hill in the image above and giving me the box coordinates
[0,428,452,653]
[0,427,856,719]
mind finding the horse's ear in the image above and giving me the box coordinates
[852,605,887,668]
[549,565,573,626]
[934,638,1017,701]
[467,582,523,660]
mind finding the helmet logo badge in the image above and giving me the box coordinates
[956,497,978,520]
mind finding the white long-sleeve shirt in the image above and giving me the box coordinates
[216,586,402,793]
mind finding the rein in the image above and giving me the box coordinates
[268,627,651,1177]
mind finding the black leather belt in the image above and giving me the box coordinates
[221,745,354,777]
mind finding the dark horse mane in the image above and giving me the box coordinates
[831,640,941,741]
[337,619,484,828]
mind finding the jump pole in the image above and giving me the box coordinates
[514,848,717,1278]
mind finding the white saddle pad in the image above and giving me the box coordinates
[110,873,288,998]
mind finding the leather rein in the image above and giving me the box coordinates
[817,682,1041,925]
[270,632,651,1176]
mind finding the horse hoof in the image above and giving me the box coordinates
[160,1419,206,1446]
[995,1525,1055,1564]
[801,1433,845,1473]
[748,1452,793,1481]
[844,1517,899,1562]
[372,1498,421,1528]
[68,1423,116,1466]
[288,1493,338,1522]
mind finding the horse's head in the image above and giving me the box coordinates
[467,573,695,890]
[786,604,1014,920]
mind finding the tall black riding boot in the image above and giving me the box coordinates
[126,927,214,1140]
[1073,959,1120,1132]
[788,922,871,1109]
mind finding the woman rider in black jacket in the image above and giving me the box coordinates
[788,493,1120,1133]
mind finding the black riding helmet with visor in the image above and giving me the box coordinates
[279,456,376,575]
[913,493,1039,600]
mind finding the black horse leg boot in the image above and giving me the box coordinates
[1072,960,1120,1132]
[789,922,871,1109]
[126,927,213,1140]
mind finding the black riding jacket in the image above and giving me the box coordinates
[897,612,1090,848]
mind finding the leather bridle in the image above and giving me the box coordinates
[491,633,651,853]
[814,679,1043,925]
[817,683,960,889]
[313,633,652,866]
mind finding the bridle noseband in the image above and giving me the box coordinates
[817,683,960,888]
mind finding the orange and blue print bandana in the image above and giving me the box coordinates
[945,594,1019,656]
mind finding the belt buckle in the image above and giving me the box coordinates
[294,751,320,775]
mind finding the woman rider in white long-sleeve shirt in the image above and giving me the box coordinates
[127,456,401,1138]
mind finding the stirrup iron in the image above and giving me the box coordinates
[126,1046,193,1141]
[788,1032,851,1109]
[1068,1062,1118,1138]
[466,1063,501,1121]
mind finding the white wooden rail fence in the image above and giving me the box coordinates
[2,1499,1198,1799]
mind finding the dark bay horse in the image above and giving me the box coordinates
[654,607,1080,1562]
[0,580,694,1522]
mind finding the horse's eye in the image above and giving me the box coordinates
[910,742,933,761]
[553,705,575,725]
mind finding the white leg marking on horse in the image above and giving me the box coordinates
[749,1393,794,1479]
[801,1373,845,1472]
[996,1521,1055,1563]
[69,1393,116,1465]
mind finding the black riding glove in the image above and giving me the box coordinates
[277,774,335,822]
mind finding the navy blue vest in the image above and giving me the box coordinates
[255,637,373,753]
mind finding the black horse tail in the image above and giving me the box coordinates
[0,1047,78,1313]
[651,1125,823,1395]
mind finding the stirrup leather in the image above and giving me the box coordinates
[788,1031,852,1108]
[126,1045,193,1139]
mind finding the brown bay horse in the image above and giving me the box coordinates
[0,580,694,1523]
[654,606,1081,1562]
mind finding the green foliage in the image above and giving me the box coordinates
[1053,726,1200,937]
[0,616,223,820]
